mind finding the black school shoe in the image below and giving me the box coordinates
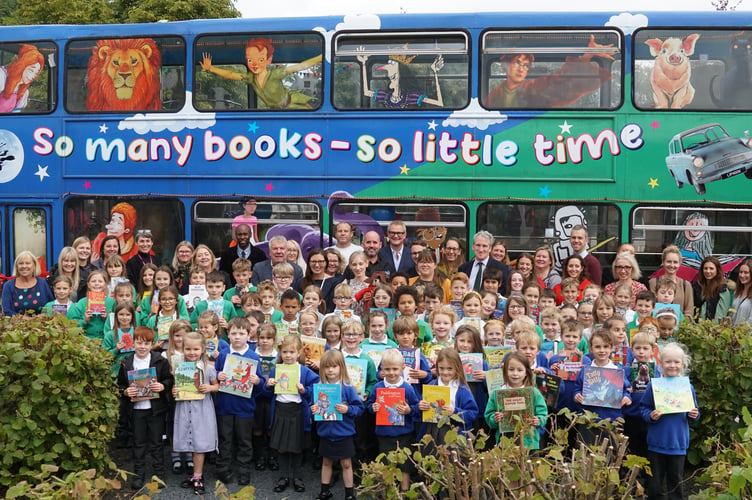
[273,477,290,492]
[267,455,279,470]
[293,477,305,492]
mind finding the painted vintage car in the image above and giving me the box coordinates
[666,123,752,196]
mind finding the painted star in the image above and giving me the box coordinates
[35,165,49,182]
[558,121,573,135]
[648,178,659,189]
[99,124,108,134]
[400,164,410,175]
[83,180,91,190]
[264,182,274,192]
[650,120,660,130]
[248,122,259,133]
[427,120,438,131]
[538,185,552,198]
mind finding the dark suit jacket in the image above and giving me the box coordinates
[458,257,511,296]
[219,244,267,285]
[378,245,414,277]
[250,259,304,292]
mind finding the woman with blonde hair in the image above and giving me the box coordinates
[2,250,53,316]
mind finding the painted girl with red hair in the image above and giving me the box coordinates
[0,44,44,113]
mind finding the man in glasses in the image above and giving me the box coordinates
[378,221,414,276]
[126,229,161,285]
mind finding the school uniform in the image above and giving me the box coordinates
[484,383,548,449]
[574,361,631,421]
[420,379,478,444]
[366,378,420,473]
[173,361,218,454]
[67,294,116,340]
[624,359,660,459]
[190,298,237,329]
[315,383,364,460]
[137,294,190,326]
[343,349,379,464]
[269,364,319,453]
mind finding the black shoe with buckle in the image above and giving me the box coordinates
[273,477,290,492]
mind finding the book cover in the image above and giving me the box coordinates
[345,358,369,397]
[156,315,174,342]
[459,353,484,379]
[301,336,326,364]
[335,309,354,321]
[313,383,342,421]
[422,385,451,423]
[207,299,224,318]
[370,308,396,326]
[108,277,130,297]
[169,352,184,371]
[398,347,419,384]
[630,361,655,394]
[556,350,583,382]
[375,387,406,426]
[127,367,158,402]
[205,337,220,359]
[652,377,695,414]
[174,361,205,401]
[87,291,106,315]
[484,346,511,370]
[51,303,69,315]
[540,340,559,360]
[361,344,387,368]
[117,328,135,353]
[492,308,505,319]
[581,366,624,409]
[185,285,208,308]
[462,317,483,331]
[485,368,505,394]
[495,387,534,433]
[219,355,258,398]
[422,341,450,369]
[503,337,516,348]
[259,355,276,378]
[449,300,464,320]
[274,364,300,395]
[611,345,629,366]
[274,322,289,345]
[535,372,561,409]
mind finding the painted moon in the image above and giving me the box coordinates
[0,129,24,183]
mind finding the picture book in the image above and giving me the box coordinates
[459,353,484,380]
[449,300,464,320]
[422,341,451,369]
[375,387,406,426]
[495,387,534,433]
[274,322,289,345]
[630,361,655,394]
[504,337,516,348]
[207,299,224,318]
[87,291,106,315]
[492,308,505,319]
[108,277,130,297]
[422,385,451,423]
[370,308,396,326]
[484,346,511,370]
[462,317,483,331]
[259,355,276,378]
[151,289,160,307]
[535,373,561,409]
[301,336,326,364]
[540,340,559,360]
[205,337,220,359]
[556,350,583,382]
[398,347,419,384]
[581,366,624,409]
[117,328,135,353]
[169,351,184,371]
[51,303,69,315]
[156,315,174,342]
[185,285,208,307]
[219,355,258,398]
[485,368,505,394]
[611,345,629,366]
[274,364,300,395]
[127,367,158,402]
[345,358,369,397]
[652,377,695,414]
[313,383,342,421]
[334,309,355,321]
[174,361,205,401]
[361,344,387,369]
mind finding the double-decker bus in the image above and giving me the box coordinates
[2,11,752,277]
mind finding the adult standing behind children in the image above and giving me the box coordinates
[220,224,266,285]
[327,222,363,263]
[604,252,647,309]
[126,229,161,286]
[458,230,510,295]
[2,251,54,316]
[569,225,602,286]
[379,221,414,276]
[693,256,732,322]
[251,235,304,291]
[649,245,694,318]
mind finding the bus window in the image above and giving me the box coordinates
[632,29,752,111]
[0,41,56,114]
[192,199,322,257]
[477,202,620,272]
[62,198,185,265]
[481,29,622,110]
[194,33,323,111]
[13,207,48,271]
[329,201,468,253]
[65,36,186,113]
[631,206,752,273]
[333,31,470,110]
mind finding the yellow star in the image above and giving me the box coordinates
[400,164,410,175]
[648,178,659,189]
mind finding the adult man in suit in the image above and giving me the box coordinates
[378,221,415,277]
[458,230,510,296]
[250,235,304,291]
[219,224,266,285]
[569,224,602,286]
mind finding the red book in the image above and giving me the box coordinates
[87,291,106,315]
[375,387,406,426]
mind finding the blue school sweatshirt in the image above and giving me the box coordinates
[549,355,591,412]
[466,359,490,418]
[640,381,700,455]
[215,348,266,418]
[268,364,319,432]
[366,379,420,437]
[623,361,660,419]
[315,383,364,441]
[574,361,631,421]
[421,381,479,434]
[378,350,433,399]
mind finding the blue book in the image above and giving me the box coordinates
[313,383,342,421]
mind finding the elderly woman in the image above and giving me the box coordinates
[171,240,195,291]
[604,252,647,309]
[532,246,561,290]
[649,245,694,317]
[438,237,466,279]
[409,249,452,302]
[2,251,54,316]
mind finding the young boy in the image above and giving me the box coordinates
[539,288,557,311]
[43,275,74,315]
[623,331,658,459]
[549,319,587,416]
[271,262,295,296]
[628,290,656,337]
[183,269,207,314]
[117,326,173,489]
[326,281,362,324]
[655,309,679,348]
[393,285,433,347]
[419,282,444,322]
[391,316,432,397]
[390,272,410,293]
[559,278,580,307]
[514,329,551,373]
[224,258,256,316]
[215,316,265,485]
[241,291,262,316]
[450,272,470,302]
[653,277,684,323]
[539,306,563,360]
[257,280,283,324]
[277,288,301,335]
[582,284,602,304]
[190,271,236,330]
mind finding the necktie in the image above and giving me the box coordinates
[474,261,484,291]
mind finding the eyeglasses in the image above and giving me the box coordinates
[309,259,326,265]
[334,296,350,301]
[445,247,459,252]
[135,229,152,238]
[509,305,525,310]
[343,333,361,338]
[615,265,632,270]
[388,231,405,236]
[161,297,177,302]
[273,275,292,280]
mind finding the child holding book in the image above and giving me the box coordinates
[623,331,659,460]
[312,350,364,500]
[454,325,488,433]
[224,258,255,316]
[484,352,547,449]
[548,318,587,447]
[135,264,158,315]
[67,270,115,340]
[105,255,129,297]
[162,319,192,474]
[366,348,420,493]
[392,316,432,398]
[254,324,279,472]
[266,335,319,493]
[258,280,283,324]
[144,286,189,351]
[190,271,236,330]
[422,306,456,374]
[102,301,138,371]
[454,291,486,336]
[42,275,74,316]
[640,343,699,500]
[118,326,173,489]
[172,331,219,495]
[196,310,230,364]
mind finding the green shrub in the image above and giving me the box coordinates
[0,315,120,490]
[676,319,752,464]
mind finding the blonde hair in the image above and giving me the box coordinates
[342,319,365,335]
[182,331,207,363]
[277,334,305,364]
[381,348,404,367]
[167,319,193,361]
[13,250,41,277]
[429,305,457,326]
[319,350,351,384]
[659,343,691,375]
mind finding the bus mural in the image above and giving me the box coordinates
[0,12,752,278]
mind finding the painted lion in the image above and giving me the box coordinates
[86,38,162,111]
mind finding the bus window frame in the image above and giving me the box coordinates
[0,39,57,115]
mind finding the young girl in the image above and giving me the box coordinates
[196,310,229,364]
[480,289,500,321]
[240,291,262,316]
[506,270,526,298]
[484,352,547,448]
[422,306,457,376]
[454,325,488,431]
[418,348,478,444]
[347,251,370,300]
[172,331,219,495]
[299,309,320,338]
[593,294,616,326]
[614,283,636,323]
[163,319,192,475]
[303,285,327,317]
[321,315,343,351]
[363,309,397,347]
[135,263,158,315]
[102,301,137,371]
[501,295,528,327]
[67,270,116,340]
[104,255,129,296]
[42,275,74,316]
[254,324,279,472]
[145,286,189,350]
[312,350,364,500]
[578,300,596,341]
[371,283,394,310]
[454,291,486,335]
[267,335,319,494]
[582,284,602,304]
[484,319,505,347]
[640,343,699,500]
[522,281,541,323]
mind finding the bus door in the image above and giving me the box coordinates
[1,205,52,281]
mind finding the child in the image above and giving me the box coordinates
[135,264,158,313]
[214,316,265,485]
[603,315,631,366]
[454,291,486,335]
[450,272,470,303]
[328,282,361,324]
[103,301,138,371]
[246,309,263,346]
[299,309,320,338]
[640,343,700,500]
[514,328,550,373]
[593,294,616,326]
[484,319,505,347]
[254,324,279,472]
[548,319,587,434]
[232,196,259,243]
[341,320,379,404]
[623,331,659,460]
[312,350,364,500]
[582,284,602,304]
[522,281,541,323]
[501,295,530,330]
[240,291,262,316]
[559,302,578,323]
[267,335,319,494]
[422,306,457,375]
[278,288,302,335]
[577,300,595,341]
[655,309,679,348]
[454,325,488,430]
[507,270,525,297]
[182,268,206,310]
[43,275,74,315]
[539,289,557,311]
[613,283,636,323]
[117,327,173,489]
[303,285,327,321]
[484,352,547,448]
[389,273,409,293]
[418,348,479,444]
[163,319,193,474]
[370,283,394,311]
[653,277,684,323]
[272,262,296,295]
[105,255,129,297]
[482,267,506,310]
[197,310,230,364]
[480,289,499,321]
[225,258,255,316]
[190,271,236,330]
[366,348,420,493]
[363,309,398,347]
[347,251,370,300]
[539,306,563,359]
[67,270,116,340]
[321,315,343,352]
[392,316,432,397]
[629,290,656,335]
[145,286,189,350]
[394,285,433,346]
[559,278,581,307]
[172,331,219,494]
